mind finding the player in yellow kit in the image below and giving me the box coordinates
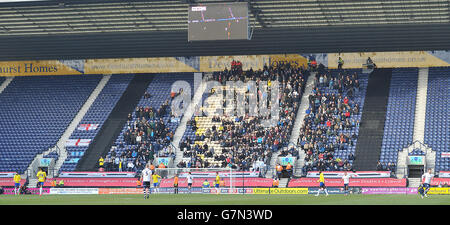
[13,172,21,195]
[36,168,47,196]
[315,170,329,196]
[152,173,161,193]
[215,172,220,194]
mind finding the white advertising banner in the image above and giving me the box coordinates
[49,188,99,195]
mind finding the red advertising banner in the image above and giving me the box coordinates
[288,178,407,187]
[43,178,138,187]
[0,178,25,187]
[159,177,273,188]
[430,178,450,186]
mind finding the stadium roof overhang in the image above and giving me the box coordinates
[0,0,450,60]
[0,0,449,36]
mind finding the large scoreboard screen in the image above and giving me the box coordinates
[188,2,249,41]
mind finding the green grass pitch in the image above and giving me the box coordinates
[1,194,450,205]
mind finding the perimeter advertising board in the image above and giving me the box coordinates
[288,178,407,187]
[0,54,308,76]
[252,188,308,195]
[49,188,99,195]
[361,188,417,195]
[3,188,50,195]
[427,188,450,195]
[327,51,450,69]
[2,51,450,77]
[0,60,83,76]
[308,188,361,195]
[0,178,25,186]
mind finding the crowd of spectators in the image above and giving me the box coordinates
[102,91,178,173]
[299,68,362,174]
[178,61,309,173]
[377,160,397,176]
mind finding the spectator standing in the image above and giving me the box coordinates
[118,159,123,172]
[338,57,344,70]
[114,157,120,171]
[272,178,279,188]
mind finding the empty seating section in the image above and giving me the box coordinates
[179,64,309,170]
[300,69,367,172]
[425,67,450,172]
[58,74,134,172]
[0,75,102,174]
[107,73,194,171]
[380,68,418,166]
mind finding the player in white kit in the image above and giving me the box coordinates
[421,168,434,198]
[141,164,152,199]
[187,172,193,194]
[341,172,354,196]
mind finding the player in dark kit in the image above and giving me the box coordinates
[418,184,426,199]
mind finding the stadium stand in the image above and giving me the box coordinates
[178,63,309,174]
[103,73,195,173]
[2,0,450,199]
[409,149,426,156]
[0,75,102,174]
[58,74,134,172]
[299,68,367,174]
[425,67,450,173]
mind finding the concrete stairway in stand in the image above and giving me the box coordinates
[291,72,316,177]
[0,77,14,94]
[279,178,289,188]
[173,73,205,166]
[408,178,422,188]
